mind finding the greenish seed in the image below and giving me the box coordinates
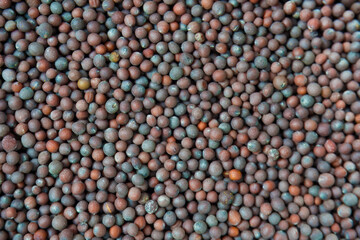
[206,215,218,227]
[331,120,344,131]
[336,58,349,71]
[169,117,180,129]
[19,87,34,100]
[300,95,315,108]
[193,221,207,234]
[141,139,156,152]
[121,80,133,92]
[156,42,168,55]
[281,192,293,203]
[305,131,318,144]
[302,51,315,65]
[50,2,63,14]
[37,22,53,39]
[342,193,358,207]
[247,140,261,153]
[2,69,16,82]
[268,148,279,160]
[80,145,92,157]
[281,87,293,97]
[145,200,158,214]
[185,125,199,138]
[55,57,68,71]
[17,20,32,32]
[131,174,145,186]
[174,104,186,116]
[138,124,150,135]
[131,84,146,97]
[48,161,63,177]
[208,139,220,149]
[212,1,225,16]
[319,213,334,227]
[254,56,268,69]
[71,18,85,31]
[319,189,331,200]
[268,213,281,225]
[137,166,150,178]
[28,42,44,56]
[218,123,231,134]
[216,209,228,222]
[93,54,106,68]
[115,214,124,226]
[271,91,283,103]
[169,67,183,81]
[105,98,119,114]
[103,143,116,156]
[21,134,34,148]
[61,12,72,22]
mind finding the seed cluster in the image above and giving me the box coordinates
[0,0,360,239]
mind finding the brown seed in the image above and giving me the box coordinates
[273,75,288,90]
[324,139,337,153]
[212,69,227,82]
[201,0,214,10]
[1,135,17,152]
[318,173,335,188]
[0,0,11,9]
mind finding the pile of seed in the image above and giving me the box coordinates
[0,0,360,239]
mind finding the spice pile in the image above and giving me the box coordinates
[0,0,360,239]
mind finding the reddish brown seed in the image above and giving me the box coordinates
[0,0,11,9]
[283,1,296,15]
[212,70,227,82]
[33,229,47,240]
[228,210,241,226]
[209,128,223,141]
[1,135,17,152]
[46,140,59,153]
[324,139,337,153]
[201,0,214,10]
[318,173,335,188]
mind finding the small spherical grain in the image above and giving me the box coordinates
[0,1,359,239]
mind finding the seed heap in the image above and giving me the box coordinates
[0,0,360,239]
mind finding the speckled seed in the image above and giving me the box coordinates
[219,191,234,205]
[194,221,207,234]
[145,200,158,214]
